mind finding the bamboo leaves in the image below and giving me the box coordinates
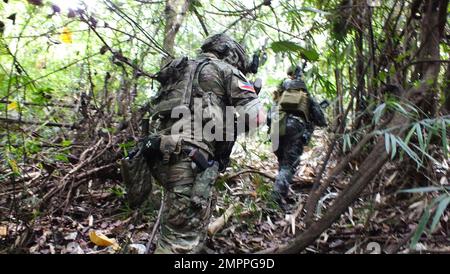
[270,40,319,61]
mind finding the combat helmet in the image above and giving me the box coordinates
[201,33,248,73]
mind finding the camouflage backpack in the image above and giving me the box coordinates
[151,56,222,128]
[120,142,154,209]
[278,78,310,121]
[120,56,218,208]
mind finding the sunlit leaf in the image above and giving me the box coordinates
[7,101,18,111]
[60,27,73,44]
[270,41,319,61]
[8,159,19,174]
[61,140,72,147]
[384,132,390,154]
[390,133,397,159]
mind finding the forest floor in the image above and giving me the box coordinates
[1,130,449,254]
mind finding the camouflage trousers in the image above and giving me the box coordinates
[150,147,218,254]
[274,116,307,196]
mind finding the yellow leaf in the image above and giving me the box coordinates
[89,230,119,250]
[8,159,19,174]
[0,226,7,237]
[7,101,18,111]
[60,27,73,44]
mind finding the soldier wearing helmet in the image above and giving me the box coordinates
[269,64,327,206]
[132,33,265,254]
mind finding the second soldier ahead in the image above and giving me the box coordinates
[269,63,327,206]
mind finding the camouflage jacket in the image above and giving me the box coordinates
[150,53,262,157]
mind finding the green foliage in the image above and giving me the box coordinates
[270,40,319,61]
[399,186,450,248]
[119,141,136,157]
[253,174,271,200]
[109,185,126,198]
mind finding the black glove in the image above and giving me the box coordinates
[309,98,327,127]
[140,135,161,160]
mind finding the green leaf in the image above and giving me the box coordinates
[302,48,320,62]
[384,133,390,154]
[55,154,69,163]
[404,124,416,145]
[442,119,448,156]
[191,0,202,8]
[294,7,331,15]
[392,102,408,116]
[373,103,386,124]
[270,41,319,61]
[410,206,431,248]
[396,137,422,167]
[398,186,442,193]
[409,142,438,164]
[61,140,72,147]
[271,41,302,53]
[415,124,424,150]
[430,196,450,232]
[390,133,397,159]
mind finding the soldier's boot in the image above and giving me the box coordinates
[271,168,293,207]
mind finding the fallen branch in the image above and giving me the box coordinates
[225,169,275,181]
[0,117,76,129]
[146,196,164,254]
[208,204,236,236]
[74,163,117,181]
[285,198,304,235]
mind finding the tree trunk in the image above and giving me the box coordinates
[415,0,448,115]
[161,0,191,66]
[443,63,450,114]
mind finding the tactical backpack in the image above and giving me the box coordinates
[152,56,223,127]
[278,78,310,121]
[121,56,221,208]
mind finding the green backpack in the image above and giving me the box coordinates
[277,78,310,120]
[120,141,154,209]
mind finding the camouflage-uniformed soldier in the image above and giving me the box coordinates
[270,66,326,203]
[143,34,264,253]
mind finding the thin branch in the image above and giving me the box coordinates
[192,5,209,36]
[0,117,77,129]
[146,195,164,254]
[222,1,271,32]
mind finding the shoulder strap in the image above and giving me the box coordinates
[186,58,211,105]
